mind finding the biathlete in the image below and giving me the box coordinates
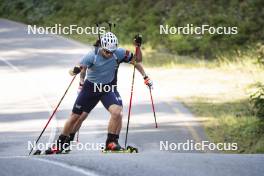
[46,32,152,154]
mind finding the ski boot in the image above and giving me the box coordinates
[102,140,138,153]
[45,134,71,155]
[105,141,123,151]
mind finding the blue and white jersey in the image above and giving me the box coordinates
[80,48,132,84]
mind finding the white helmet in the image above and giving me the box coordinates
[100,32,118,52]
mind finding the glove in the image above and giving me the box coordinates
[134,34,142,47]
[77,82,84,94]
[69,65,81,76]
[144,76,153,89]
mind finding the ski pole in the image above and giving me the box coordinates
[149,88,158,128]
[96,23,101,39]
[107,22,112,32]
[124,66,135,148]
[76,129,80,143]
[107,22,116,32]
[124,47,139,148]
[29,75,77,155]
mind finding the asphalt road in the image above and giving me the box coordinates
[0,19,263,176]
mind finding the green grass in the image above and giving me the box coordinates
[169,51,264,153]
[115,44,263,70]
[118,45,217,68]
[181,97,264,153]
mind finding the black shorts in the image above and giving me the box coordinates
[72,80,122,115]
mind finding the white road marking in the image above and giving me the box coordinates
[0,155,100,176]
[32,157,100,176]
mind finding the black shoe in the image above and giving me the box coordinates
[45,147,56,155]
[45,134,70,154]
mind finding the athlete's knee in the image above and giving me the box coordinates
[109,105,123,119]
[79,112,88,122]
[69,113,81,124]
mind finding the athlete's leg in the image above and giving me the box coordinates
[113,90,123,135]
[109,113,122,135]
[71,112,89,134]
[46,80,100,154]
[108,104,123,134]
[101,91,123,150]
[66,112,88,142]
[62,112,81,136]
[66,80,100,141]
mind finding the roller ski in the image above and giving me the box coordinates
[102,141,138,153]
[33,147,71,155]
[102,145,138,153]
[33,134,72,155]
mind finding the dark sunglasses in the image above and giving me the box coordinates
[103,49,113,55]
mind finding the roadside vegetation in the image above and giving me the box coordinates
[169,51,264,153]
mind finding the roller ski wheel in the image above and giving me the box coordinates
[45,147,71,155]
[33,149,42,155]
[32,147,71,156]
[102,145,138,153]
[126,146,138,153]
[32,135,72,156]
[32,148,58,155]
